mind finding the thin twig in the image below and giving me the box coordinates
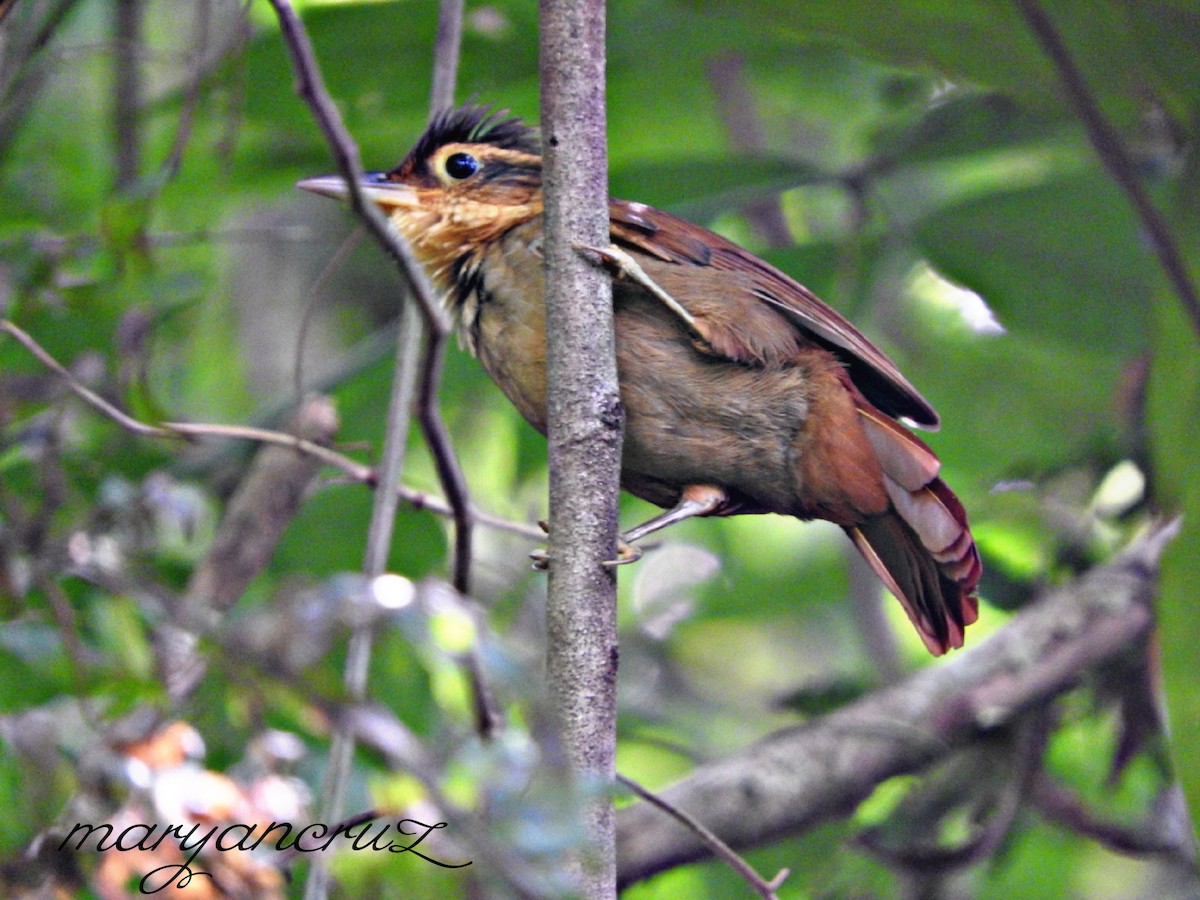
[415,336,474,594]
[307,319,419,900]
[1014,0,1200,342]
[1030,771,1187,858]
[419,0,470,588]
[166,420,368,476]
[267,0,476,610]
[112,0,143,192]
[156,0,210,182]
[618,774,789,899]
[413,0,495,737]
[0,1,81,161]
[1,319,172,438]
[1,318,546,539]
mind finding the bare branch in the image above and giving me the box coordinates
[0,0,81,161]
[616,523,1177,887]
[1014,0,1200,342]
[1,319,172,439]
[1031,772,1192,858]
[265,0,449,336]
[112,0,142,192]
[539,0,622,895]
[415,336,474,594]
[264,5,486,894]
[429,0,463,115]
[1,319,544,542]
[156,0,219,183]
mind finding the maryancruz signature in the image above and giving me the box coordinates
[59,817,472,894]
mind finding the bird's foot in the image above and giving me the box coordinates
[528,520,644,569]
[529,520,551,570]
[602,538,643,568]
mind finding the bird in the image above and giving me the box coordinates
[297,104,981,655]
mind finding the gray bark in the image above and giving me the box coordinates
[539,0,623,895]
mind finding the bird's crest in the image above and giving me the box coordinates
[406,105,539,166]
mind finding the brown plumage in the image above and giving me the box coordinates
[298,105,981,654]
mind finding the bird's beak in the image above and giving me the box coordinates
[295,173,420,210]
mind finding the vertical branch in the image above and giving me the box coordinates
[305,311,423,900]
[272,0,491,891]
[266,1,468,895]
[416,336,474,595]
[157,0,212,183]
[112,0,142,191]
[539,0,623,896]
[429,0,463,115]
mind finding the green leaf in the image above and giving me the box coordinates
[1147,291,1200,832]
[0,622,72,712]
[915,171,1156,353]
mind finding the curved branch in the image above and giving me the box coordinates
[266,7,483,896]
[616,523,1178,887]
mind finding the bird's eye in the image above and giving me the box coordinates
[443,152,479,180]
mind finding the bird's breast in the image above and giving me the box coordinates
[465,221,551,432]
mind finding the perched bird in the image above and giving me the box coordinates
[298,105,981,655]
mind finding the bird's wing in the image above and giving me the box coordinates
[609,198,940,428]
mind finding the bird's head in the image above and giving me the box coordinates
[297,105,544,289]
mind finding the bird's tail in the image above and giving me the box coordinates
[847,408,981,655]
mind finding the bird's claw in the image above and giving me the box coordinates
[528,522,643,570]
[602,539,643,567]
[529,520,551,570]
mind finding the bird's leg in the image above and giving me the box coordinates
[575,243,709,342]
[607,484,729,566]
[622,484,728,543]
[530,484,728,570]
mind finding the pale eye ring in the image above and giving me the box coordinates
[444,152,479,180]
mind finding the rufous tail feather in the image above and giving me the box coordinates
[850,407,981,654]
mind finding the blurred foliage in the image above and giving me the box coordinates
[1,0,1199,897]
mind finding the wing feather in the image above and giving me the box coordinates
[609,198,939,427]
